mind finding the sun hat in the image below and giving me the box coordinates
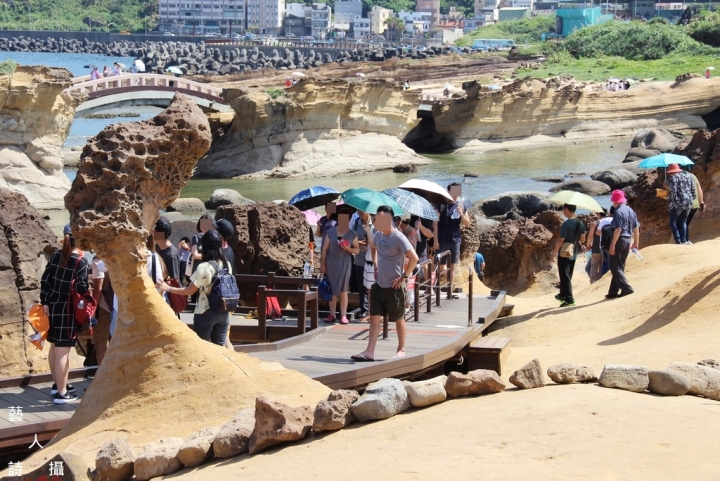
[610,190,626,204]
[666,163,682,174]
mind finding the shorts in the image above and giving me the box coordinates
[93,307,112,346]
[436,241,461,265]
[370,283,407,321]
[47,301,78,348]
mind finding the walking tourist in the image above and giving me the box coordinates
[606,190,640,299]
[215,219,236,350]
[685,167,705,243]
[91,255,115,366]
[178,236,191,284]
[351,206,418,361]
[111,62,121,76]
[551,204,586,307]
[40,224,89,404]
[664,163,696,245]
[706,69,712,79]
[351,210,371,321]
[473,252,485,282]
[434,182,470,300]
[321,207,360,325]
[154,218,180,280]
[410,214,434,290]
[157,230,231,346]
[90,66,100,80]
[585,209,606,283]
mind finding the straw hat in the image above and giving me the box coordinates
[666,163,682,174]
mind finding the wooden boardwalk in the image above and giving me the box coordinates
[0,291,504,452]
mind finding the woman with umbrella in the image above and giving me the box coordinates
[321,205,360,325]
[664,163,696,245]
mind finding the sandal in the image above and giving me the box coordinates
[350,353,375,362]
[324,315,336,324]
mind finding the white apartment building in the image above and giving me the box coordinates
[160,0,246,34]
[334,0,363,23]
[352,15,371,37]
[369,6,392,34]
[310,2,331,39]
[398,10,432,34]
[285,2,306,18]
[247,0,285,35]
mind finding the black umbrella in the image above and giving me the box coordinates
[288,186,340,211]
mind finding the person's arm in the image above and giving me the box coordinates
[632,226,640,250]
[458,204,471,227]
[393,248,419,289]
[417,220,433,239]
[320,239,330,275]
[342,236,360,255]
[158,279,198,296]
[480,261,485,271]
[551,235,565,260]
[92,276,104,305]
[697,181,705,211]
[191,244,202,261]
[609,228,621,255]
[77,258,90,294]
[586,221,596,250]
[433,214,439,250]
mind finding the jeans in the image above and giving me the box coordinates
[353,263,368,316]
[669,207,691,244]
[557,257,576,302]
[686,208,698,241]
[193,309,229,346]
[608,237,633,296]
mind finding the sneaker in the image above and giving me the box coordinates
[554,294,563,301]
[559,300,576,307]
[50,383,76,395]
[53,391,78,404]
[339,316,349,325]
[324,315,336,324]
[684,241,693,245]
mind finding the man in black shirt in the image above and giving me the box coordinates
[433,183,471,300]
[154,218,180,280]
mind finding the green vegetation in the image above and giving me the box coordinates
[686,10,720,47]
[457,16,556,46]
[266,87,287,99]
[0,59,18,75]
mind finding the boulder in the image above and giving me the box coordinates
[445,369,506,398]
[213,408,255,458]
[630,127,685,153]
[94,438,136,481]
[623,147,660,163]
[546,363,597,384]
[351,378,410,421]
[472,192,556,221]
[403,375,447,408]
[178,426,220,467]
[509,358,545,389]
[532,176,564,183]
[248,397,313,455]
[11,452,90,481]
[591,168,638,190]
[205,188,256,209]
[392,163,417,173]
[313,389,360,432]
[549,179,611,196]
[134,437,185,481]
[648,369,690,396]
[475,216,502,235]
[166,197,207,213]
[598,364,649,393]
[668,362,720,400]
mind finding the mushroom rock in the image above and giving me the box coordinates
[23,94,330,471]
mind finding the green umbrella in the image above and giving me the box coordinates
[341,188,404,216]
[548,190,603,212]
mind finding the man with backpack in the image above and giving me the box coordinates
[550,204,586,307]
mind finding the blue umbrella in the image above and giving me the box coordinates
[381,188,438,221]
[638,153,694,169]
[288,186,340,211]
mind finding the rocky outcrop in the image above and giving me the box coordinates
[0,190,58,378]
[205,188,255,209]
[549,178,610,196]
[445,369,506,397]
[134,437,184,481]
[472,192,556,222]
[647,370,690,396]
[478,211,563,296]
[591,167,638,190]
[403,376,447,408]
[195,79,429,179]
[351,378,410,422]
[0,65,76,209]
[668,362,720,401]
[212,408,255,458]
[94,438,136,481]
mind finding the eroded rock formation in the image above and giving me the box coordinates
[195,79,429,179]
[0,190,58,377]
[0,65,76,209]
[22,94,329,471]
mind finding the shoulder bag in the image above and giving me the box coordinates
[559,219,582,259]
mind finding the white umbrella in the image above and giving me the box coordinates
[116,62,127,70]
[708,67,716,71]
[166,66,183,75]
[134,59,146,72]
[398,179,454,205]
[290,71,306,78]
[356,72,366,77]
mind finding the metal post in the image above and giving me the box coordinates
[310,289,318,330]
[414,276,420,323]
[258,285,267,341]
[297,291,306,335]
[468,267,473,327]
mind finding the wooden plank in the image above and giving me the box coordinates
[470,336,512,351]
[0,367,96,389]
[235,327,330,353]
[0,419,68,449]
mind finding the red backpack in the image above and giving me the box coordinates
[256,288,282,320]
[68,252,97,330]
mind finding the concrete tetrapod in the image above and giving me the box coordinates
[18,93,330,472]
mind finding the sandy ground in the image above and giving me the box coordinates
[163,238,720,481]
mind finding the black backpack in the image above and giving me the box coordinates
[601,223,615,252]
[207,261,240,313]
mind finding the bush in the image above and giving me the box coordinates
[0,59,17,75]
[458,16,557,46]
[687,11,720,48]
[563,20,718,60]
[266,87,286,99]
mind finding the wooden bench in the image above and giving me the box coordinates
[467,336,511,375]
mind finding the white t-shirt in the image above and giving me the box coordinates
[92,258,110,312]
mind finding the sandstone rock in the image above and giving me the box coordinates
[445,369,506,398]
[94,438,136,481]
[404,375,447,408]
[392,163,417,173]
[134,437,184,481]
[598,364,649,393]
[532,176,564,183]
[14,452,90,481]
[313,389,360,432]
[0,146,71,210]
[0,190,58,378]
[630,127,685,153]
[472,192,556,221]
[648,369,690,396]
[213,408,255,458]
[204,188,256,209]
[698,359,720,370]
[248,397,313,455]
[509,358,545,389]
[166,197,207,213]
[178,426,220,467]
[549,179,610,196]
[547,363,597,384]
[591,168,638,190]
[625,146,662,163]
[668,362,720,400]
[351,378,410,421]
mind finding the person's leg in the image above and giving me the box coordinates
[677,208,690,244]
[356,284,383,359]
[53,346,72,394]
[566,258,576,302]
[192,311,214,341]
[613,237,633,294]
[210,313,229,346]
[328,296,337,321]
[339,291,348,320]
[607,253,620,297]
[48,344,56,385]
[224,324,233,350]
[669,208,682,244]
[558,257,571,301]
[447,262,456,298]
[93,308,111,366]
[686,208,698,242]
[388,286,407,356]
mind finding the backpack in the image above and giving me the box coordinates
[601,223,615,252]
[207,261,240,313]
[256,289,283,319]
[69,252,97,329]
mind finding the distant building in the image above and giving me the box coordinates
[352,15,371,37]
[398,11,432,34]
[554,5,612,36]
[416,0,440,26]
[497,6,530,21]
[311,2,331,39]
[369,6,392,34]
[284,3,309,36]
[247,0,285,35]
[335,0,363,24]
[463,17,483,32]
[160,0,246,35]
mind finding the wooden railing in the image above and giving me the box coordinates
[63,73,224,100]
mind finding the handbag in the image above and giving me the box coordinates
[318,275,333,302]
[69,252,97,328]
[166,278,189,313]
[559,219,581,259]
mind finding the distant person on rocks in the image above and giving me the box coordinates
[90,66,100,80]
[157,230,232,346]
[606,190,640,299]
[321,206,360,325]
[285,77,292,87]
[40,224,89,404]
[550,204,586,307]
[154,218,180,280]
[684,166,705,243]
[473,252,485,282]
[706,69,712,79]
[664,163,696,245]
[351,205,418,361]
[190,213,214,276]
[404,80,410,91]
[351,210,371,321]
[91,255,116,366]
[434,182,470,300]
[102,65,110,78]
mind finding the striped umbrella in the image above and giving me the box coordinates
[381,188,438,221]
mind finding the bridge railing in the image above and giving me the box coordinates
[64,74,224,100]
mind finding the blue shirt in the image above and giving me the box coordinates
[474,253,485,277]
